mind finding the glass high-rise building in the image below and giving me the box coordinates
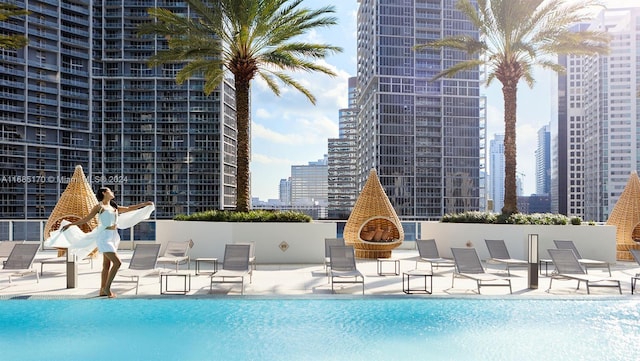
[554,8,640,222]
[535,124,551,195]
[328,77,359,219]
[489,134,505,213]
[355,0,483,220]
[0,0,237,220]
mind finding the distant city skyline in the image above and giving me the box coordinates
[249,0,636,201]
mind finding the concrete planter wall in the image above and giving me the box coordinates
[420,222,617,264]
[155,221,335,264]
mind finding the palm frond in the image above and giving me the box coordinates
[431,59,485,81]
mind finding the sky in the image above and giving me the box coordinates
[249,0,636,201]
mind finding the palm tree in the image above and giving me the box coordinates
[416,0,608,215]
[138,0,342,212]
[0,4,29,49]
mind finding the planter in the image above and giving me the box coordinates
[420,222,617,264]
[155,220,335,264]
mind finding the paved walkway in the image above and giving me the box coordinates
[1,249,639,298]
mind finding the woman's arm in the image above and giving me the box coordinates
[118,201,154,214]
[61,204,102,231]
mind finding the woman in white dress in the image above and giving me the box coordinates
[54,187,154,298]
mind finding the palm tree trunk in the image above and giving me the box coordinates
[501,82,518,215]
[235,78,251,212]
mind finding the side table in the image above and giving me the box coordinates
[160,272,191,295]
[195,257,218,275]
[402,269,433,294]
[377,258,400,276]
[539,259,553,276]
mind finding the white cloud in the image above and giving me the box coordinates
[251,153,294,165]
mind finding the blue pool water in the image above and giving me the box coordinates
[0,297,639,360]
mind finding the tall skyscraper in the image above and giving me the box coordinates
[0,0,236,219]
[554,8,640,222]
[328,77,359,219]
[535,124,551,195]
[489,134,505,213]
[355,0,483,220]
[279,178,291,205]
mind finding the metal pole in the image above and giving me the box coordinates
[528,234,539,289]
[66,250,78,288]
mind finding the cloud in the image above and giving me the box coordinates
[252,115,338,146]
[251,153,294,165]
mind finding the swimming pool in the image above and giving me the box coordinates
[1,297,638,360]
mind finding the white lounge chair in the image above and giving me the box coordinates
[414,239,454,272]
[210,244,252,295]
[329,245,364,294]
[451,247,512,294]
[553,240,611,276]
[115,243,161,294]
[1,243,40,284]
[547,248,620,294]
[157,239,193,271]
[39,252,94,276]
[484,239,528,276]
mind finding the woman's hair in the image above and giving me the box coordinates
[96,187,118,209]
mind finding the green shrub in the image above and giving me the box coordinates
[570,217,582,225]
[440,211,573,225]
[174,210,312,222]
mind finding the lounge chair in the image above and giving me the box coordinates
[324,238,345,277]
[553,240,611,276]
[210,244,252,295]
[233,241,256,271]
[39,253,94,276]
[414,239,454,272]
[329,245,365,294]
[451,247,512,294]
[157,239,193,271]
[547,248,621,294]
[484,239,528,276]
[0,241,17,263]
[114,243,161,294]
[0,244,40,284]
[630,249,640,294]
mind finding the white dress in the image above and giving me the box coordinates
[45,204,155,260]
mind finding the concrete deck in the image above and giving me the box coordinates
[2,249,639,298]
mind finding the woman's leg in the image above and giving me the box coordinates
[100,255,112,296]
[102,252,121,298]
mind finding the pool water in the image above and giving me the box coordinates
[1,297,639,360]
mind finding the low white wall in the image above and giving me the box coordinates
[420,222,617,263]
[155,221,335,264]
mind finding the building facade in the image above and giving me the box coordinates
[328,76,359,219]
[290,156,328,208]
[554,8,640,222]
[0,0,236,220]
[489,134,505,213]
[355,0,483,221]
[535,124,551,195]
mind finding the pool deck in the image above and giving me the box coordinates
[2,249,639,298]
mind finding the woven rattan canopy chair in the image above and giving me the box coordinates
[43,165,99,257]
[343,169,403,259]
[606,171,640,261]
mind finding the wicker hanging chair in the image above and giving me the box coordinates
[343,168,403,259]
[43,165,99,257]
[606,171,640,261]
